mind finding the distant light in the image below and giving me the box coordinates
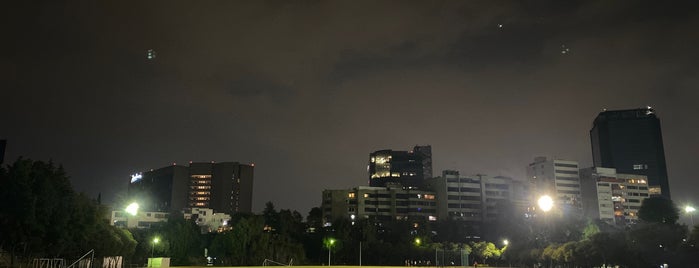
[147,49,156,60]
[251,163,255,167]
[686,206,696,213]
[153,237,160,244]
[503,239,509,246]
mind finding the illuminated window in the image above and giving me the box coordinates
[348,193,356,198]
[424,194,435,200]
[364,193,369,198]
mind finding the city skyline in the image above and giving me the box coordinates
[2,1,698,215]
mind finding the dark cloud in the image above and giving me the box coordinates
[2,0,698,217]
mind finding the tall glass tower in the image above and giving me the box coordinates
[590,107,670,198]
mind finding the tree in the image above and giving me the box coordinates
[470,241,501,265]
[638,196,679,224]
[0,158,137,261]
[161,212,203,265]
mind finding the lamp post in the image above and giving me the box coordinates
[326,238,335,266]
[686,206,696,226]
[124,202,139,229]
[152,237,159,258]
[537,195,553,244]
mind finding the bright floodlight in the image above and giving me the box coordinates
[503,239,509,246]
[538,195,554,212]
[686,206,696,213]
[125,202,139,216]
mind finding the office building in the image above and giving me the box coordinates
[321,184,438,223]
[368,145,433,188]
[183,207,232,233]
[590,107,670,198]
[0,139,6,164]
[111,210,169,229]
[579,167,650,225]
[527,157,582,214]
[425,171,525,223]
[128,161,254,215]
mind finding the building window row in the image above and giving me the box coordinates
[485,183,509,190]
[554,163,578,168]
[556,183,580,188]
[555,176,579,181]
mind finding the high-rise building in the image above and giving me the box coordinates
[128,162,254,215]
[0,139,6,164]
[579,167,650,225]
[526,157,582,214]
[590,107,670,198]
[413,145,433,180]
[368,145,432,188]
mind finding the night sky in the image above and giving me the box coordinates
[3,1,698,216]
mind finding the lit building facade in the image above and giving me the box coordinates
[368,145,433,188]
[110,210,169,229]
[590,107,670,198]
[527,157,582,214]
[321,185,438,222]
[579,167,650,225]
[183,207,231,233]
[128,161,254,215]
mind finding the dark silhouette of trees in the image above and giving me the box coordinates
[0,158,136,263]
[638,196,680,224]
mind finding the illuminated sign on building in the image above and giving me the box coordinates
[131,173,143,183]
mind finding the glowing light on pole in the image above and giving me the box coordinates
[151,237,159,258]
[326,238,336,266]
[125,202,139,216]
[686,206,696,226]
[538,195,553,212]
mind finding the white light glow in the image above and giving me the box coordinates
[538,195,554,212]
[125,202,139,216]
[131,173,143,183]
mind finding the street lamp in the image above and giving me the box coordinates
[152,237,159,258]
[538,195,553,212]
[414,238,421,246]
[326,238,336,266]
[537,195,554,244]
[686,206,696,226]
[503,239,509,247]
[125,202,139,216]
